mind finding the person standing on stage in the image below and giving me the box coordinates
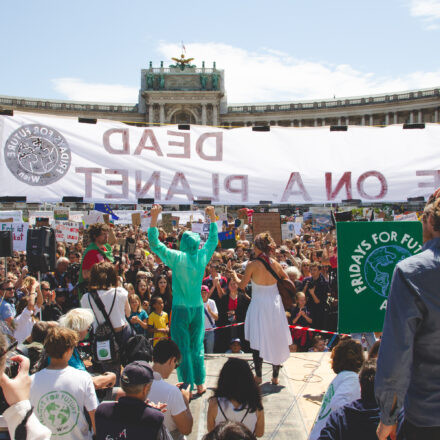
[232,232,292,385]
[78,223,114,289]
[376,188,440,440]
[148,204,218,395]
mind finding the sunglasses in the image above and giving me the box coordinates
[0,340,18,358]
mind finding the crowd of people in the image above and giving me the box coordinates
[0,193,438,439]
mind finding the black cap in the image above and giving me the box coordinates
[121,361,154,385]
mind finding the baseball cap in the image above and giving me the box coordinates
[230,338,241,344]
[121,361,154,385]
[201,285,209,292]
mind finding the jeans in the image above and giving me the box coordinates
[204,330,215,354]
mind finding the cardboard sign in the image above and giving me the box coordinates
[337,221,423,333]
[0,223,29,251]
[172,216,180,227]
[252,212,282,245]
[132,213,141,226]
[55,221,80,244]
[161,213,173,233]
[83,211,104,225]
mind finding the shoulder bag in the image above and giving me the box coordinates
[257,257,295,311]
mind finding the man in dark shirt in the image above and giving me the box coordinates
[95,361,170,439]
[303,262,330,329]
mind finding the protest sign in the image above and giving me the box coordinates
[54,208,69,221]
[161,214,173,233]
[281,222,296,240]
[0,223,28,251]
[140,216,151,232]
[0,211,23,222]
[54,221,79,244]
[83,211,104,225]
[252,213,282,245]
[131,213,141,226]
[394,212,419,221]
[337,221,423,333]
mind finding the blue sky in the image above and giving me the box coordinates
[1,0,440,103]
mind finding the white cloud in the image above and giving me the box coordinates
[409,0,440,27]
[156,41,440,103]
[51,78,138,103]
[51,42,440,104]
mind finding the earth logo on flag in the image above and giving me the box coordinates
[363,245,411,298]
[4,124,71,186]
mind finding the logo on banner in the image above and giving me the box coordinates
[4,124,71,186]
[364,245,411,298]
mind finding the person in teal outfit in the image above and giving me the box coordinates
[148,205,218,394]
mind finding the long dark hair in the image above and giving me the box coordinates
[213,358,263,412]
[152,274,172,311]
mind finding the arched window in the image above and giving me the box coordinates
[171,111,196,124]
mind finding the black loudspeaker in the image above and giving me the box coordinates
[26,227,56,273]
[0,231,13,257]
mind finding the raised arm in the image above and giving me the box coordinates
[202,206,219,257]
[148,204,180,268]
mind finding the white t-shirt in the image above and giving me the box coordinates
[148,371,188,440]
[204,299,218,330]
[30,366,99,440]
[309,370,361,440]
[81,287,128,330]
[13,306,40,344]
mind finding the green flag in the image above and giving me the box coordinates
[337,221,423,333]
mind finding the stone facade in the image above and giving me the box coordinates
[0,61,439,127]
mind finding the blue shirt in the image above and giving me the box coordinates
[375,237,440,426]
[0,300,15,321]
[129,310,148,335]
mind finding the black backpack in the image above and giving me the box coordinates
[121,333,153,366]
[88,289,120,365]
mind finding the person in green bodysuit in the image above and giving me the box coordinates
[148,205,218,394]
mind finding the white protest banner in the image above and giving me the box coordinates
[55,221,80,244]
[70,211,84,223]
[3,112,440,204]
[293,223,302,235]
[0,223,28,251]
[0,211,23,222]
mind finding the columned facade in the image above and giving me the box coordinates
[0,60,439,129]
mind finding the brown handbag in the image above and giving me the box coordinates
[257,257,295,310]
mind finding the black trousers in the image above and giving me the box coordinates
[252,349,280,379]
[402,419,440,440]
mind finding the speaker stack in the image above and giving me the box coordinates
[0,231,13,258]
[26,227,56,273]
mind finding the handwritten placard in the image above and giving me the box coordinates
[55,221,80,244]
[0,223,29,251]
[252,212,282,245]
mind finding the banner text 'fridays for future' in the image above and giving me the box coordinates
[2,112,440,204]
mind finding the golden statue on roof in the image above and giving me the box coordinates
[170,53,196,71]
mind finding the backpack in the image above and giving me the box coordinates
[121,333,153,366]
[88,289,120,365]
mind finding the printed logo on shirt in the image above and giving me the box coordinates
[36,391,80,435]
[317,383,334,420]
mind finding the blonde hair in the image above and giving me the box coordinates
[59,308,94,332]
[22,276,37,292]
[128,293,141,313]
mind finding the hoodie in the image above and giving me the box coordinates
[317,399,380,440]
[148,223,218,308]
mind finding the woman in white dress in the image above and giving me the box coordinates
[232,232,292,385]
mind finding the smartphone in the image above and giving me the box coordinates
[178,382,190,390]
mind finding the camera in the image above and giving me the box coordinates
[0,349,19,414]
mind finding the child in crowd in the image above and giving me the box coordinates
[226,338,244,354]
[288,291,313,351]
[148,296,169,346]
[128,293,148,335]
[308,335,328,352]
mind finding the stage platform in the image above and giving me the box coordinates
[168,352,335,440]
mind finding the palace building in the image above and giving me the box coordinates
[1,56,439,128]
